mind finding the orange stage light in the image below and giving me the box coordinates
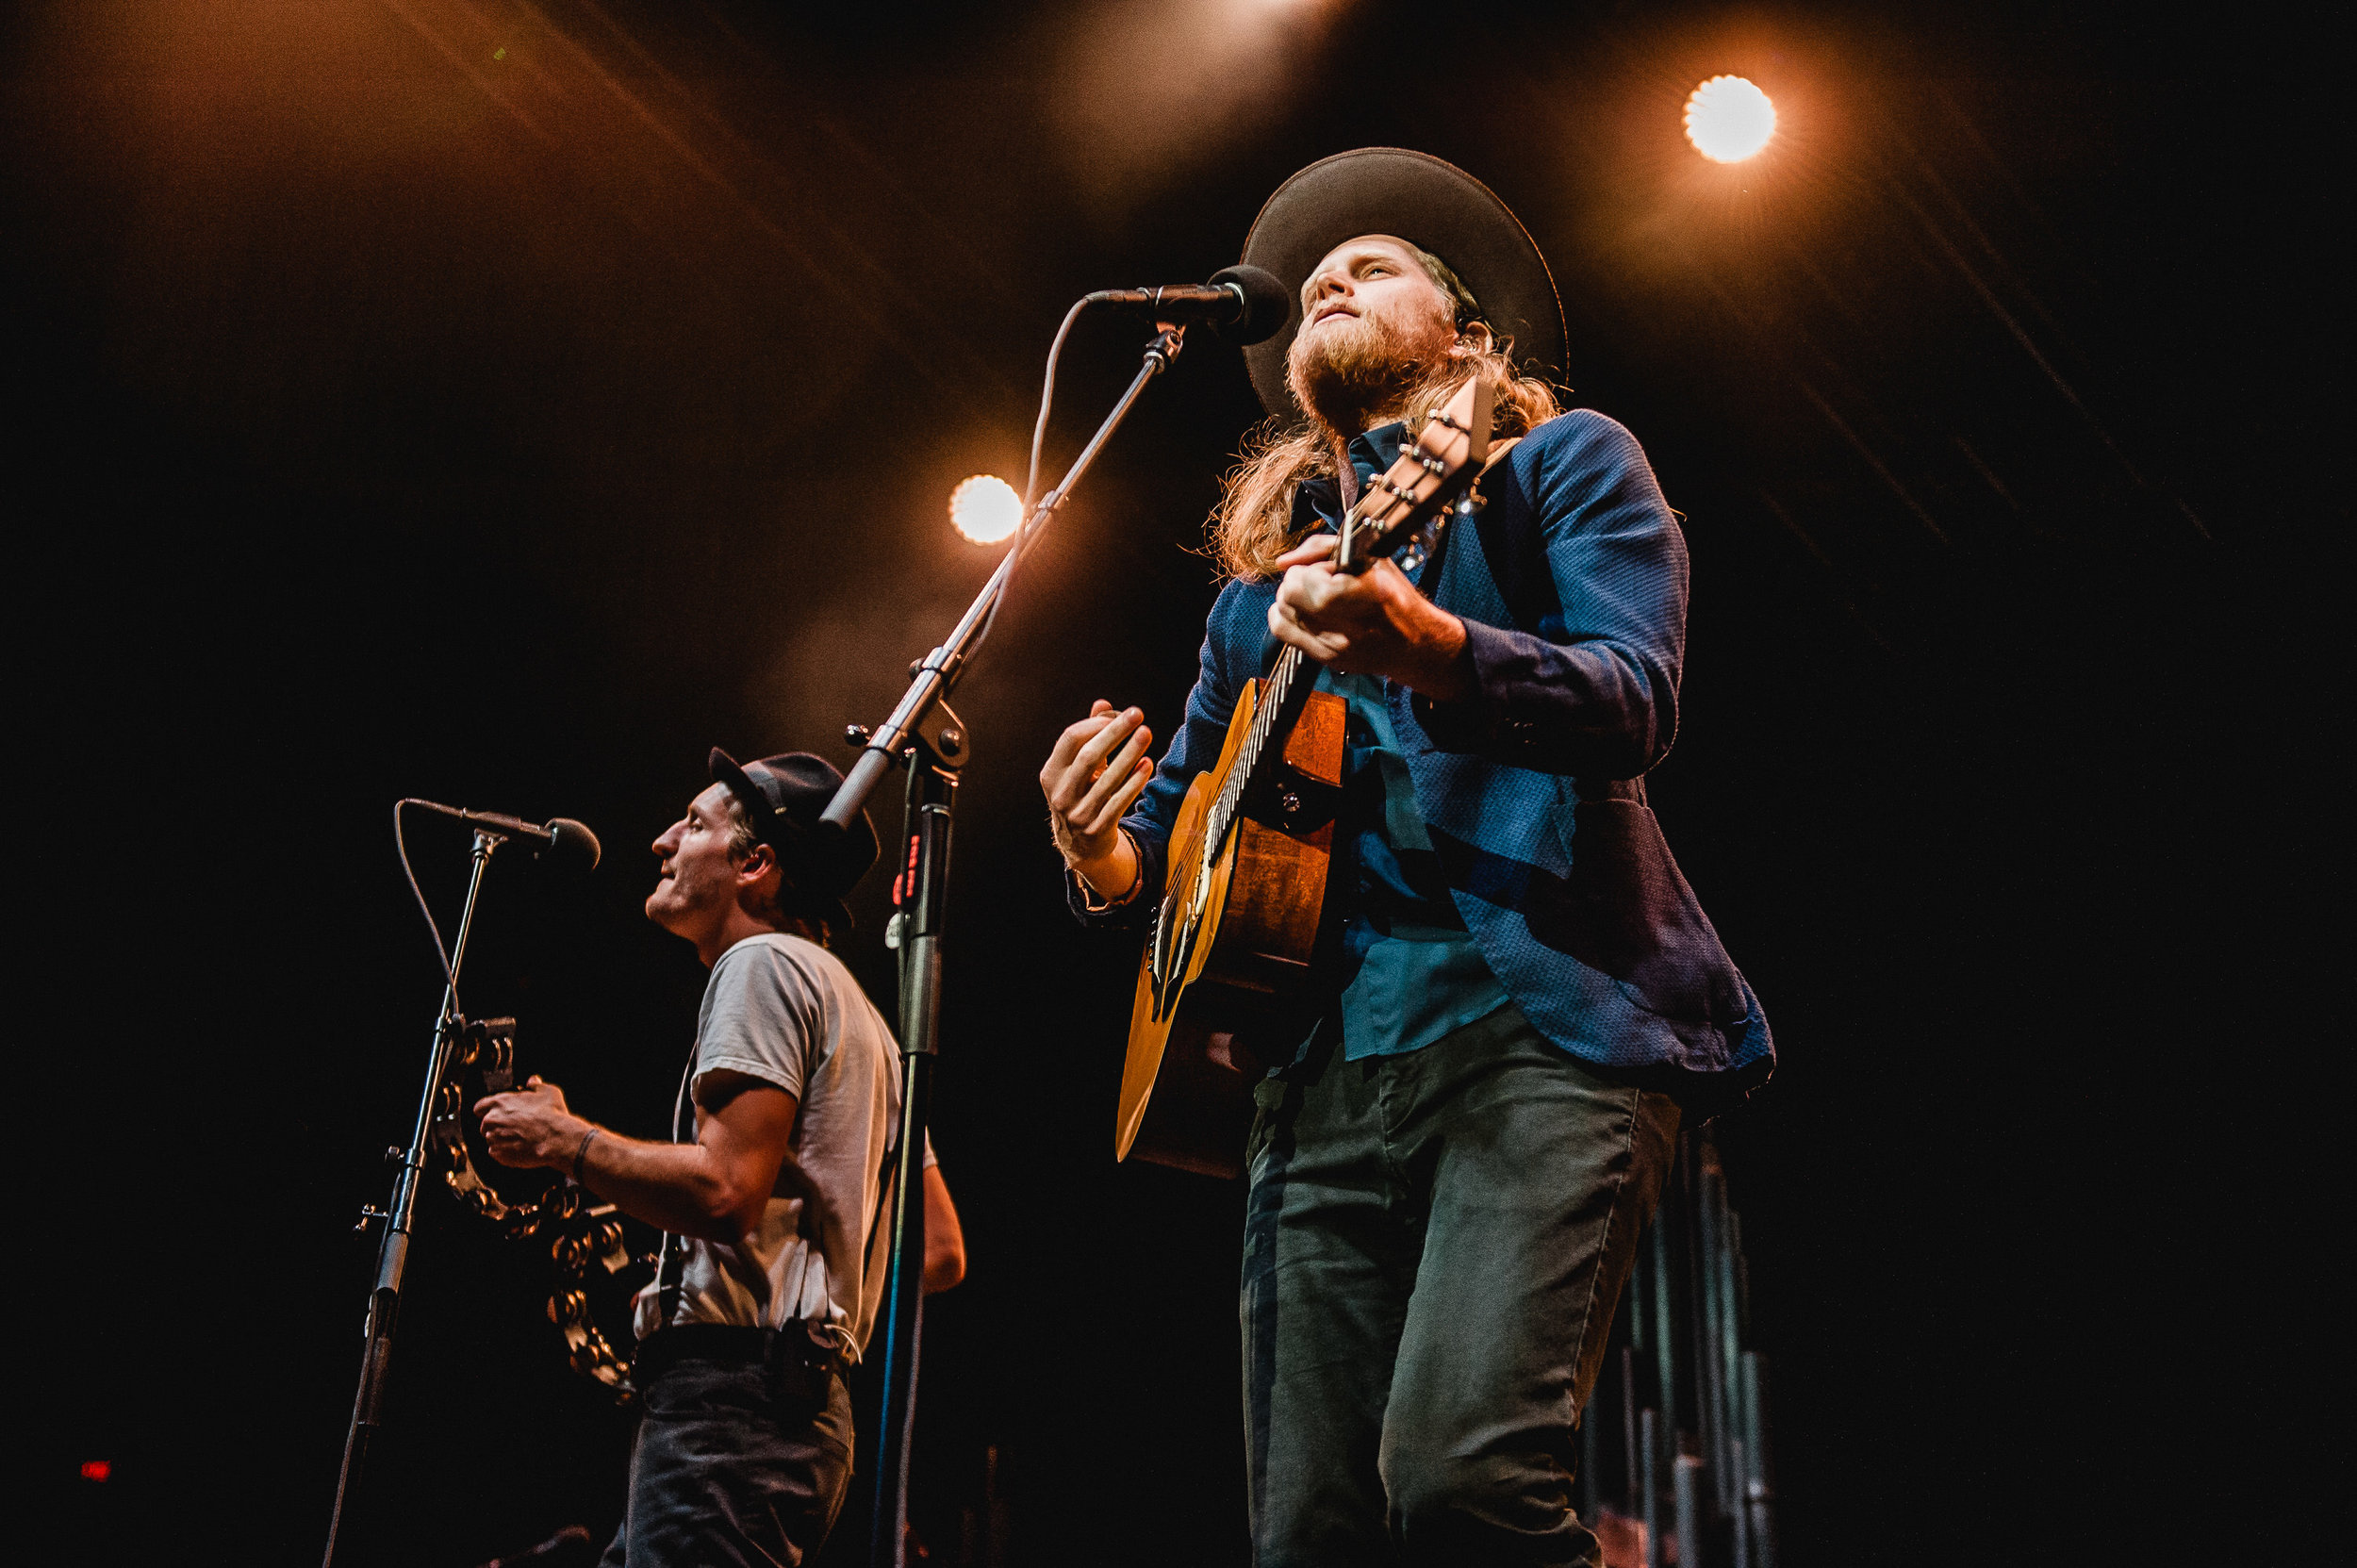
[1685,75,1777,162]
[948,474,1024,545]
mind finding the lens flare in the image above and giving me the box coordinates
[948,474,1024,544]
[1684,75,1776,163]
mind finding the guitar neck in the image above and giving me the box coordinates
[1190,376,1494,881]
[1203,644,1316,856]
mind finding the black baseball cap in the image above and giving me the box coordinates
[707,748,880,936]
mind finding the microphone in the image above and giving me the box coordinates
[1085,264,1289,345]
[411,800,602,870]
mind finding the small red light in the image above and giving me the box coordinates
[81,1460,112,1482]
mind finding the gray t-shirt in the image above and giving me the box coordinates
[631,933,927,1358]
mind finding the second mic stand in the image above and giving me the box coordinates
[865,723,959,1565]
[827,324,1186,1568]
[324,827,507,1568]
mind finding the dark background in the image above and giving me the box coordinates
[11,2,2332,1564]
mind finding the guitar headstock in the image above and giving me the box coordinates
[1334,374,1495,576]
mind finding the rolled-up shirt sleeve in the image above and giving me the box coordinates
[691,940,825,1098]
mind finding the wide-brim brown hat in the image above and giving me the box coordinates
[1240,148,1566,424]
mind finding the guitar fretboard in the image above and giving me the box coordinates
[1199,643,1310,873]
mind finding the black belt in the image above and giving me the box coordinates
[633,1321,848,1400]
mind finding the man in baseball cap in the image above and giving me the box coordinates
[481,749,963,1565]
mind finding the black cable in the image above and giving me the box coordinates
[965,295,1091,662]
[394,799,461,1008]
[1023,297,1089,514]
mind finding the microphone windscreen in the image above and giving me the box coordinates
[544,817,602,872]
[1210,264,1290,346]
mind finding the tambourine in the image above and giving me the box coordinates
[427,1016,648,1400]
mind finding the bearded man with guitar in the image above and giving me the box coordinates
[1040,150,1774,1565]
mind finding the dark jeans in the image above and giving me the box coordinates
[599,1326,855,1568]
[1242,1005,1680,1567]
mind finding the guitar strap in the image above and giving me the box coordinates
[1480,437,1523,483]
[1417,436,1521,597]
[652,1041,698,1328]
[859,1128,906,1312]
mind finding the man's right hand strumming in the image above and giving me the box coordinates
[1041,699,1155,903]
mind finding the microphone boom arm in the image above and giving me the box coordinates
[821,321,1184,833]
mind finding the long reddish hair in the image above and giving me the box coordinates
[1210,347,1561,580]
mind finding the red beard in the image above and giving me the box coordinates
[1286,304,1456,436]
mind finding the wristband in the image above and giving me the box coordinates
[571,1128,600,1185]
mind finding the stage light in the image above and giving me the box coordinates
[1685,75,1776,163]
[948,474,1024,545]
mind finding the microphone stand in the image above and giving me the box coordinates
[825,323,1187,1568]
[323,827,508,1568]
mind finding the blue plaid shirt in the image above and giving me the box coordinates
[1074,410,1772,1107]
[1311,421,1511,1060]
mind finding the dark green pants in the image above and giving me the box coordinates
[1241,1006,1680,1567]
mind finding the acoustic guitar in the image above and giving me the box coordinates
[1116,376,1496,1176]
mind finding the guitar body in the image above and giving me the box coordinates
[1116,680,1345,1176]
